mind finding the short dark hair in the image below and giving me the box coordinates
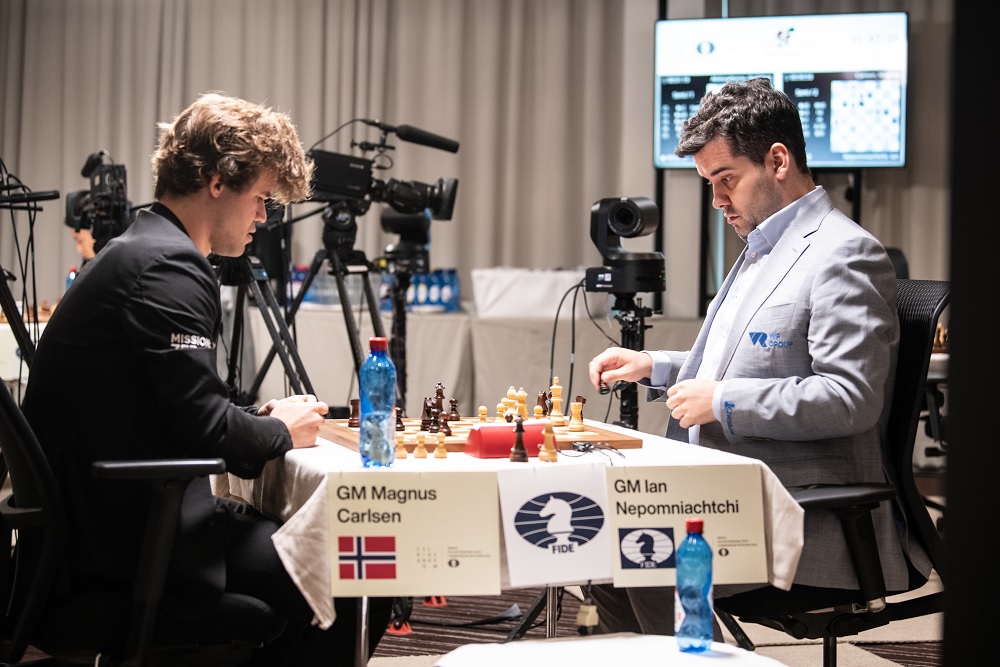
[152,92,314,203]
[675,77,810,176]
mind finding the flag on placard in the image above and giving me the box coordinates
[338,536,397,580]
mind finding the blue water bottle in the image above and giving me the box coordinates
[65,265,78,293]
[358,336,397,468]
[675,517,713,652]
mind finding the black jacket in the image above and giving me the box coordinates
[22,203,292,605]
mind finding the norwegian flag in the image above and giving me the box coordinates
[338,536,397,580]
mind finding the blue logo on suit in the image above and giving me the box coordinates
[513,492,605,554]
[618,527,676,569]
[749,331,794,348]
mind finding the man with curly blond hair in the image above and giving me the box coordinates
[24,93,391,664]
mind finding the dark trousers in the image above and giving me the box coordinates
[218,498,393,666]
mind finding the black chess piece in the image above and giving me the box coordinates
[509,416,528,463]
[448,397,460,421]
[396,406,405,431]
[536,391,549,416]
[348,398,360,427]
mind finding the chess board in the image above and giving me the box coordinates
[320,417,643,454]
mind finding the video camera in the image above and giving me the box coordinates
[308,148,459,219]
[584,196,665,295]
[64,151,131,254]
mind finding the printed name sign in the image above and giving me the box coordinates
[497,462,612,587]
[327,471,501,597]
[606,464,768,587]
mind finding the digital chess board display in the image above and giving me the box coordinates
[654,13,908,169]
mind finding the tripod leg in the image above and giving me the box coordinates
[223,283,248,402]
[506,587,548,642]
[249,249,325,399]
[247,274,315,397]
[388,272,410,415]
[327,252,366,375]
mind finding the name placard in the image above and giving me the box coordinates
[606,464,768,587]
[497,462,612,587]
[327,471,501,597]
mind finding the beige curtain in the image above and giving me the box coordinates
[2,0,951,318]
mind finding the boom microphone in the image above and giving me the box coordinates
[80,151,107,178]
[361,119,459,153]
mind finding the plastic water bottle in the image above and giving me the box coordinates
[675,517,713,652]
[358,336,396,468]
[65,266,78,293]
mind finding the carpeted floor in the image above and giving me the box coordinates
[371,582,944,667]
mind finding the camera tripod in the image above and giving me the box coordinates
[610,293,653,431]
[217,253,316,405]
[247,240,390,407]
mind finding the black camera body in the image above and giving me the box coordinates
[585,197,665,295]
[64,162,130,254]
[377,209,431,275]
[307,148,459,220]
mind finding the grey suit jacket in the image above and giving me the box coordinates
[648,189,930,590]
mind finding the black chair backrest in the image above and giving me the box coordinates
[886,279,949,581]
[0,381,68,663]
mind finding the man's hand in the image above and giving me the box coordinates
[588,347,653,389]
[665,379,719,428]
[261,395,329,448]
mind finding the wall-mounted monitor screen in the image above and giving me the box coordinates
[654,12,908,170]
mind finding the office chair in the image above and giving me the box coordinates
[0,381,284,666]
[714,279,950,667]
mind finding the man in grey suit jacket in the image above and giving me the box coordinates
[587,78,931,634]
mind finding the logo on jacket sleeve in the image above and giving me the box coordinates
[169,332,216,349]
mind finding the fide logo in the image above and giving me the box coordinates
[513,492,604,554]
[618,527,676,569]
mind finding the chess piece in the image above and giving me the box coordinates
[533,405,544,420]
[516,387,529,420]
[598,380,610,395]
[414,432,428,458]
[549,377,566,426]
[479,405,489,422]
[429,408,441,433]
[575,396,587,421]
[539,419,558,462]
[509,416,528,462]
[536,390,549,416]
[434,382,446,414]
[396,406,405,431]
[395,431,408,459]
[348,398,360,427]
[440,415,453,437]
[495,402,507,423]
[421,397,434,430]
[434,432,448,458]
[448,397,460,421]
[568,401,584,432]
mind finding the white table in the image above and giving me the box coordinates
[216,421,803,631]
[436,632,787,666]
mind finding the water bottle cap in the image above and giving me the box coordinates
[369,336,388,351]
[685,518,704,533]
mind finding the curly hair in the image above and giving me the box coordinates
[151,92,314,204]
[675,77,811,176]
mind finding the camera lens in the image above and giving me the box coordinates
[608,200,644,237]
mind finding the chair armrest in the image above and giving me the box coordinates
[790,483,895,510]
[790,482,897,611]
[91,458,225,480]
[89,457,226,666]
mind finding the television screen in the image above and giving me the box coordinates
[654,12,909,169]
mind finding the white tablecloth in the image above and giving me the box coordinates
[215,420,803,630]
[435,632,787,666]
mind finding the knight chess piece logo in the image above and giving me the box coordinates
[513,492,604,554]
[618,527,676,569]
